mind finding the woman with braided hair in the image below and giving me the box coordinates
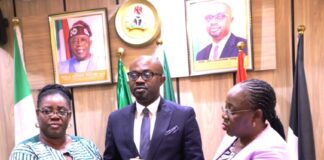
[213,79,289,160]
[10,84,102,159]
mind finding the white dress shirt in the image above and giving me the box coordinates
[72,58,90,72]
[133,97,160,153]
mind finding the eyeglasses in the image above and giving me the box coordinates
[127,70,162,81]
[205,13,228,22]
[37,108,71,117]
[221,106,254,116]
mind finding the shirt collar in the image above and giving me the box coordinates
[136,97,160,116]
[213,33,231,47]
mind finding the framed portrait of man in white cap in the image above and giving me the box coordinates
[49,8,112,87]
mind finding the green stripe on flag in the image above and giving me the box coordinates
[13,30,31,104]
[55,20,62,49]
[117,58,133,109]
[163,52,176,102]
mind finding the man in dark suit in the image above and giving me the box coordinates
[103,56,204,160]
[196,2,247,61]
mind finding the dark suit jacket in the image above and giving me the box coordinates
[103,98,204,160]
[196,33,247,61]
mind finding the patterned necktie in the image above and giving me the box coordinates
[140,108,150,159]
[213,45,219,60]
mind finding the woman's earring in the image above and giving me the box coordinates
[68,123,73,128]
[35,123,39,128]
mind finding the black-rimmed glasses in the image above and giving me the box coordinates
[205,13,229,22]
[221,106,254,116]
[37,108,71,117]
[127,70,162,81]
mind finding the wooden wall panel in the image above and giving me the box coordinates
[15,0,64,16]
[252,0,277,70]
[21,16,55,89]
[294,0,324,159]
[15,0,64,89]
[65,0,109,12]
[72,85,116,153]
[179,74,233,159]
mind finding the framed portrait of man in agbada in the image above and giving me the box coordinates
[49,8,112,87]
[186,0,253,76]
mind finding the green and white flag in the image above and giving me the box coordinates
[13,24,38,144]
[116,58,133,109]
[154,44,176,102]
[162,51,176,102]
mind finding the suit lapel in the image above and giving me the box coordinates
[147,99,173,159]
[205,44,213,59]
[221,33,235,58]
[122,104,140,156]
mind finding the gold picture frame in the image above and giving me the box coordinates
[48,8,112,87]
[186,0,253,76]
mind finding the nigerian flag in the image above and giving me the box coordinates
[163,51,176,102]
[13,24,38,144]
[117,58,132,109]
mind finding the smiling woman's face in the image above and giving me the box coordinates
[37,93,71,139]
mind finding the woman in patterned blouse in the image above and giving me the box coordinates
[10,84,102,159]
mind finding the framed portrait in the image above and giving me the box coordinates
[49,8,112,87]
[186,0,253,76]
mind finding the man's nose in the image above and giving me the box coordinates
[135,76,145,83]
[210,20,219,25]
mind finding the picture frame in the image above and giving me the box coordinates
[186,0,253,76]
[49,8,112,87]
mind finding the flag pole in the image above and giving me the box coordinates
[297,25,305,34]
[287,24,316,160]
[116,47,124,59]
[116,47,133,109]
[156,39,163,46]
[235,41,247,84]
[237,41,245,52]
[12,17,26,68]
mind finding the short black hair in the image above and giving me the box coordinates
[37,84,72,109]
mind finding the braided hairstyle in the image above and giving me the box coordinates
[37,84,72,109]
[239,79,286,140]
